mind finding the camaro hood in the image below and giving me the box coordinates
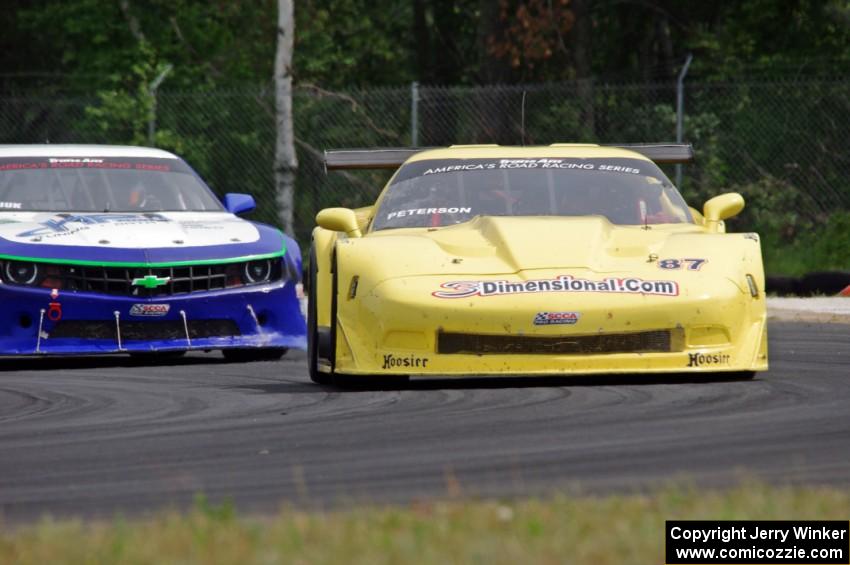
[0,212,286,264]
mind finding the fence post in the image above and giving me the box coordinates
[410,81,419,147]
[147,64,173,146]
[675,53,693,188]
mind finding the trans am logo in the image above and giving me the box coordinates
[433,275,679,298]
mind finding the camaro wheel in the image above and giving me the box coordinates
[222,348,287,362]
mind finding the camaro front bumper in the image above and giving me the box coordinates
[0,280,306,355]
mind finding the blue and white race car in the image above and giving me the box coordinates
[0,145,306,358]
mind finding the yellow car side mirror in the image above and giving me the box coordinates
[703,193,745,232]
[316,207,362,238]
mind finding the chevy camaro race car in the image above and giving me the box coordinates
[0,145,306,358]
[308,144,767,385]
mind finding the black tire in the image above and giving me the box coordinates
[222,347,287,362]
[333,374,411,390]
[308,243,334,385]
[725,370,757,380]
[128,351,186,360]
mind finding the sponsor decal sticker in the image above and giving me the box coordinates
[657,258,707,270]
[0,201,22,209]
[382,353,429,370]
[687,352,731,367]
[433,275,679,299]
[129,304,171,317]
[534,311,581,325]
[180,221,225,230]
[387,207,472,220]
[421,159,642,176]
[16,213,171,238]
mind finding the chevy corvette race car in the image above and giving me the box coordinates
[0,145,306,358]
[307,143,767,384]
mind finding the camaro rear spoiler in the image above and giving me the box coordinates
[324,143,694,171]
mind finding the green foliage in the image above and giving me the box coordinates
[294,1,416,87]
[761,212,850,275]
[82,45,178,148]
[686,0,850,80]
[11,0,276,92]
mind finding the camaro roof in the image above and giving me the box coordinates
[0,144,179,159]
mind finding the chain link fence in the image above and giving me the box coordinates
[1,80,849,246]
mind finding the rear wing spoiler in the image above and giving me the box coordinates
[324,143,694,171]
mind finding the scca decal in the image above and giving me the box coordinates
[433,275,679,298]
[129,304,170,317]
[687,352,731,367]
[534,311,580,325]
[382,354,429,370]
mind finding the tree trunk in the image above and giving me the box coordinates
[571,0,595,140]
[413,0,430,81]
[274,0,297,235]
[476,0,514,144]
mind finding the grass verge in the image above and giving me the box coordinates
[1,482,848,564]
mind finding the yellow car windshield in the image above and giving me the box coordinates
[373,157,693,230]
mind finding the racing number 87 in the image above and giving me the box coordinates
[658,258,707,270]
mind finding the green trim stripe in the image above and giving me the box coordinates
[0,244,287,268]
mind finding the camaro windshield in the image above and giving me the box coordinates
[372,157,693,230]
[0,157,224,212]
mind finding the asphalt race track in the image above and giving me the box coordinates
[0,321,848,522]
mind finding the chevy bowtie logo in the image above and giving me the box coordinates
[131,275,171,288]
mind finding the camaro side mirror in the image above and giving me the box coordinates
[223,193,256,215]
[703,193,745,233]
[316,207,362,238]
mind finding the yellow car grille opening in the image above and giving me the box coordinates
[437,330,675,355]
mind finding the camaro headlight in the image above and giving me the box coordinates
[4,261,40,285]
[243,259,273,284]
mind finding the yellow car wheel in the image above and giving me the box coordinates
[308,244,334,385]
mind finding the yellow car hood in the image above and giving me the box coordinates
[350,215,732,279]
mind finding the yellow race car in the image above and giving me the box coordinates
[308,144,767,385]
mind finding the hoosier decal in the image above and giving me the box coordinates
[687,352,731,367]
[433,275,679,298]
[382,354,429,369]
